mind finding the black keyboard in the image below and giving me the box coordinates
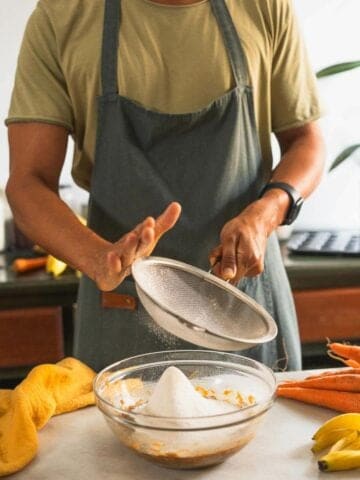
[287,230,360,256]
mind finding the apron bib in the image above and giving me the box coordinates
[74,0,301,372]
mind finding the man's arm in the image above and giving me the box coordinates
[210,121,325,281]
[6,123,181,290]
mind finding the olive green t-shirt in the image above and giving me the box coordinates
[6,0,321,191]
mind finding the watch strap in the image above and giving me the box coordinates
[260,182,303,226]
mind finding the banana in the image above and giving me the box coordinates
[318,450,360,472]
[312,413,360,472]
[346,437,360,450]
[312,428,354,453]
[329,431,358,453]
[46,255,67,277]
[313,413,360,441]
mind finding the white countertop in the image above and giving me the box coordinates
[11,369,359,480]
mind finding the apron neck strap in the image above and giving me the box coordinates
[101,0,249,96]
[209,0,249,88]
[101,0,121,96]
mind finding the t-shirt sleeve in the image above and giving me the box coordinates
[270,0,322,133]
[5,1,74,131]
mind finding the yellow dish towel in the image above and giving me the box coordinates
[0,357,96,477]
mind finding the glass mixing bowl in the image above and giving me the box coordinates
[94,350,276,470]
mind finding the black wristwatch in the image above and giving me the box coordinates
[260,182,304,225]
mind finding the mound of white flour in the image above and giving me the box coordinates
[142,366,235,417]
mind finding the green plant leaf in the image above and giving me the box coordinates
[316,61,360,78]
[329,144,360,172]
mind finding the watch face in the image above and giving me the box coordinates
[296,197,304,208]
[287,197,304,225]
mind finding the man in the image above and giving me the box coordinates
[6,0,325,371]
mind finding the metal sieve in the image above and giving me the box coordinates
[131,257,277,351]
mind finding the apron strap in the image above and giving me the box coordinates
[101,0,121,96]
[210,0,250,88]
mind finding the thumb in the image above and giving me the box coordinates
[220,238,237,280]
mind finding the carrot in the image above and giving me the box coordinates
[328,343,360,365]
[276,387,360,413]
[305,369,360,379]
[345,359,360,368]
[279,374,360,392]
[327,355,360,369]
[12,257,48,273]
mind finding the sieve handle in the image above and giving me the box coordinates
[208,256,221,275]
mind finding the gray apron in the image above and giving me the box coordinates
[74,0,301,372]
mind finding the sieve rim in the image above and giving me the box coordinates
[132,256,278,345]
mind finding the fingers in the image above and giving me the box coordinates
[99,250,125,291]
[211,236,265,283]
[115,216,155,257]
[104,233,138,289]
[106,250,122,275]
[233,241,264,282]
[231,253,262,284]
[132,217,155,240]
[132,216,155,237]
[101,204,182,291]
[119,232,139,270]
[132,202,182,256]
[154,202,182,239]
[132,202,181,241]
[242,258,264,278]
[136,224,155,255]
[136,202,182,257]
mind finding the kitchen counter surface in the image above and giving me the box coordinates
[281,245,360,290]
[11,369,359,480]
[0,253,77,309]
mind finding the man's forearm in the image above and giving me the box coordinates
[6,175,109,278]
[258,122,325,231]
[6,173,181,290]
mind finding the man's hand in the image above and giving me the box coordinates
[94,202,181,291]
[209,122,325,283]
[209,193,286,283]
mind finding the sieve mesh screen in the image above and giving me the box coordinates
[133,261,270,341]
